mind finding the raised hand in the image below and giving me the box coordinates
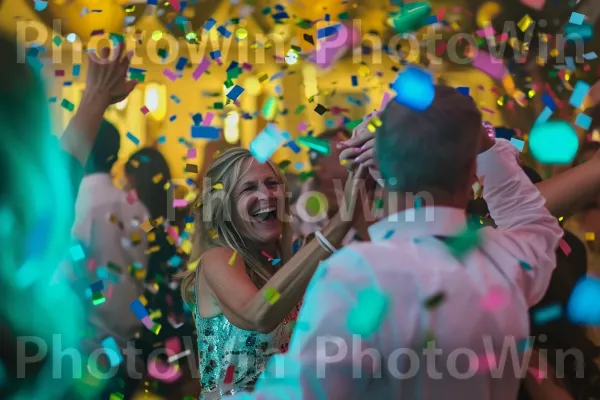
[338,115,382,183]
[85,42,138,106]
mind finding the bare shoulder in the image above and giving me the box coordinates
[201,247,243,273]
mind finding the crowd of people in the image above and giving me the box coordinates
[1,29,600,400]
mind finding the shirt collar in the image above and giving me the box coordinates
[368,206,467,242]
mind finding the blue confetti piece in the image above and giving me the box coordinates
[518,260,532,271]
[90,280,104,293]
[351,76,358,86]
[569,81,590,108]
[270,71,285,81]
[347,287,389,337]
[424,15,438,25]
[227,85,245,101]
[565,56,576,71]
[317,24,341,39]
[294,162,303,169]
[130,299,149,319]
[175,57,188,71]
[170,95,180,104]
[96,266,108,279]
[126,132,140,145]
[210,50,221,60]
[383,230,395,239]
[192,113,203,125]
[575,113,592,130]
[101,337,124,367]
[569,12,585,25]
[456,86,470,96]
[534,106,553,125]
[287,140,301,153]
[510,138,525,152]
[169,115,177,122]
[517,337,534,353]
[157,135,166,144]
[204,18,216,31]
[272,11,289,20]
[541,92,557,111]
[217,25,232,38]
[532,303,562,325]
[529,121,578,164]
[584,52,598,60]
[169,255,183,268]
[565,23,593,41]
[250,124,285,163]
[72,64,80,77]
[392,66,434,111]
[567,276,600,325]
[191,125,219,140]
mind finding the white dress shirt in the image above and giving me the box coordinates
[234,139,563,400]
[72,173,150,350]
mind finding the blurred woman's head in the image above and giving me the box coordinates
[124,147,171,220]
[181,148,293,301]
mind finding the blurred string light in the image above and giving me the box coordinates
[285,49,298,65]
[66,33,77,43]
[224,111,240,144]
[152,31,163,41]
[236,28,248,40]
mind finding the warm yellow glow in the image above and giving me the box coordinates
[302,64,318,99]
[224,111,240,144]
[145,83,167,120]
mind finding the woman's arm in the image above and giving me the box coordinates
[523,349,574,400]
[535,149,600,218]
[202,167,366,333]
[61,43,137,165]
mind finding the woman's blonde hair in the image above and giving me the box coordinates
[180,147,293,303]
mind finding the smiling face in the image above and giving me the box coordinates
[231,159,285,245]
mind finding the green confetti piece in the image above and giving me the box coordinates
[213,102,224,109]
[338,11,350,20]
[374,198,385,209]
[278,160,291,171]
[61,99,75,112]
[109,33,124,44]
[294,105,306,114]
[519,261,532,271]
[129,71,145,82]
[424,291,446,310]
[264,287,281,305]
[107,262,122,274]
[347,287,389,337]
[441,228,482,259]
[52,36,62,46]
[109,393,124,400]
[299,171,315,182]
[345,119,362,131]
[295,18,313,29]
[297,136,331,155]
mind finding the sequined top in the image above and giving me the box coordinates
[193,295,299,399]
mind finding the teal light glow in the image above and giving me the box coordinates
[529,121,579,165]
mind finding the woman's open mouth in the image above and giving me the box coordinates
[251,206,277,222]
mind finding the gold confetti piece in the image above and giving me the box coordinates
[166,236,175,245]
[208,229,218,239]
[147,245,161,254]
[130,159,140,168]
[517,15,533,32]
[229,251,237,265]
[340,159,349,166]
[130,232,142,243]
[155,216,164,225]
[139,295,148,306]
[213,183,224,190]
[140,220,154,233]
[147,232,156,242]
[585,232,595,241]
[109,214,120,224]
[163,181,171,190]
[591,130,600,142]
[152,173,164,184]
[180,240,192,254]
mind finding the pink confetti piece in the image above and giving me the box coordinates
[559,238,572,256]
[476,26,495,38]
[166,225,180,243]
[170,0,181,11]
[261,250,273,260]
[163,68,178,82]
[173,199,188,208]
[203,112,215,126]
[141,106,150,115]
[147,359,182,383]
[472,51,507,80]
[435,42,447,56]
[527,366,546,383]
[297,121,309,132]
[521,0,546,10]
[472,351,497,373]
[141,315,154,329]
[88,259,97,272]
[192,57,211,80]
[480,286,509,311]
[187,148,197,159]
[106,284,113,300]
[165,337,182,356]
[126,189,138,205]
[224,365,235,384]
[497,32,509,42]
[481,107,495,114]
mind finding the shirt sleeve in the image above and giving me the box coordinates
[234,247,379,400]
[477,139,563,306]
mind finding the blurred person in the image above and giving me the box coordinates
[0,34,138,400]
[233,85,562,399]
[179,147,366,398]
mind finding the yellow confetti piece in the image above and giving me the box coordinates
[155,216,164,225]
[109,214,120,224]
[147,245,161,254]
[591,130,600,142]
[213,183,224,190]
[517,15,533,32]
[166,236,175,245]
[149,309,162,320]
[152,173,164,184]
[140,220,154,233]
[208,229,218,239]
[147,232,156,242]
[585,232,595,241]
[340,159,349,166]
[180,239,192,254]
[229,251,237,265]
[130,159,140,168]
[163,181,171,190]
[139,295,148,306]
[130,232,141,243]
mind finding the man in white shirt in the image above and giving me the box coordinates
[72,119,150,353]
[235,85,563,399]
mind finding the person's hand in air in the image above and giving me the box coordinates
[337,113,382,183]
[85,42,138,106]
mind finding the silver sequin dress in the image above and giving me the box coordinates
[193,297,299,399]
